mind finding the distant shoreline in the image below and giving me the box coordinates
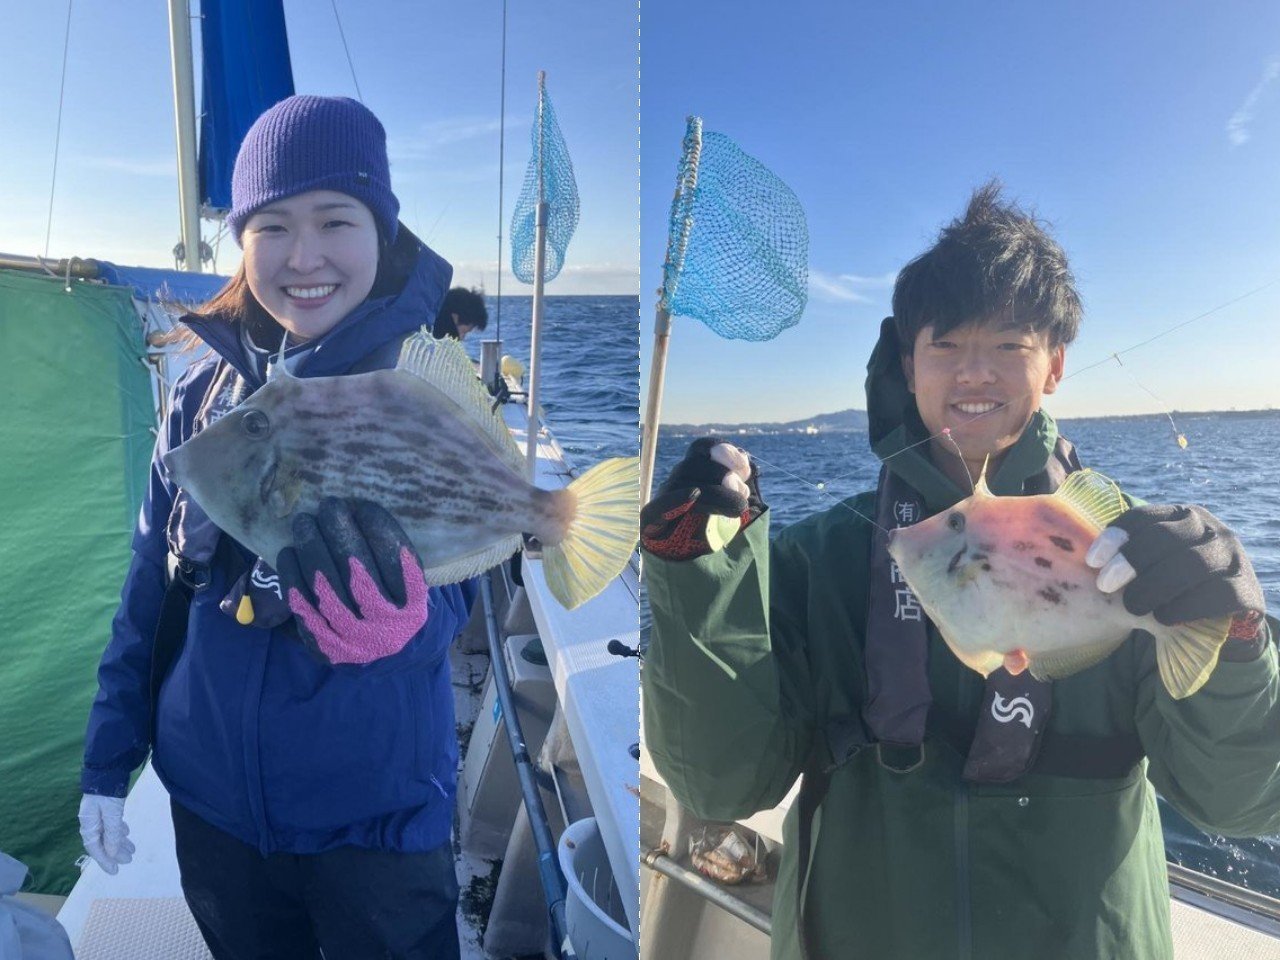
[661,406,1280,437]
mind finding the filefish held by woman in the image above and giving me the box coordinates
[886,469,1230,699]
[162,330,639,610]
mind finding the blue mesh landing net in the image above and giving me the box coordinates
[511,80,580,284]
[659,118,809,341]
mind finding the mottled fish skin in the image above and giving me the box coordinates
[886,491,1143,680]
[162,369,571,577]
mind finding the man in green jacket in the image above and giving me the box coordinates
[641,184,1280,960]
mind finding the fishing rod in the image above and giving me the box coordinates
[479,576,578,960]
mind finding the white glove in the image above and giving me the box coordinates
[77,794,134,875]
[710,443,753,500]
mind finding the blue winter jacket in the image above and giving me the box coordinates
[82,234,476,855]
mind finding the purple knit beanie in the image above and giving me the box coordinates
[226,95,400,245]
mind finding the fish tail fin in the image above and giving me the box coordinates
[542,457,639,610]
[1151,616,1231,699]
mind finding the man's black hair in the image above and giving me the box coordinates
[892,181,1081,350]
[433,286,489,338]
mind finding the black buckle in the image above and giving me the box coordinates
[170,555,211,591]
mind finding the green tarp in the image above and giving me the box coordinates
[0,269,154,894]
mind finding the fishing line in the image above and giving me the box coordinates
[741,448,891,534]
[762,275,1280,496]
[941,429,976,493]
[1109,354,1188,448]
[44,0,75,259]
[329,0,364,102]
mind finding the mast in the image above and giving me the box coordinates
[167,0,202,273]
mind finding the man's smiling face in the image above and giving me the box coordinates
[904,320,1065,483]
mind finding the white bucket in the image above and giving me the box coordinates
[557,817,636,960]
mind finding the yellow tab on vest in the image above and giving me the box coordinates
[236,594,255,625]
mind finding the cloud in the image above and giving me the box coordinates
[449,259,638,296]
[72,156,173,177]
[387,117,514,162]
[1227,56,1280,147]
[808,268,895,304]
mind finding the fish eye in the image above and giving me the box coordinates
[947,511,965,532]
[241,410,271,439]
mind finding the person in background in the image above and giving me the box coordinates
[77,95,471,960]
[641,183,1280,960]
[433,286,488,340]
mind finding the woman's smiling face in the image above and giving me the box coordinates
[242,189,380,342]
[904,320,1065,483]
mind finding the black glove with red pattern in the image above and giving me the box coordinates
[641,438,765,562]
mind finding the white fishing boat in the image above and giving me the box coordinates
[1,1,639,957]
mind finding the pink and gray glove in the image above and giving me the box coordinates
[275,498,429,666]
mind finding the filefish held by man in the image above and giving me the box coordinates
[886,469,1230,699]
[162,330,639,610]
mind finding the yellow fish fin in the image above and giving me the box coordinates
[422,534,523,587]
[1026,637,1125,683]
[705,513,744,553]
[396,329,525,475]
[542,457,639,609]
[1052,469,1127,531]
[1151,617,1230,699]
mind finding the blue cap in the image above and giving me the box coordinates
[226,95,400,245]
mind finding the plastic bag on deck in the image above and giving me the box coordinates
[0,853,73,960]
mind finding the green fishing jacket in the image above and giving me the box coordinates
[644,375,1280,960]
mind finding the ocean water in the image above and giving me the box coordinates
[468,294,639,465]
[7,294,639,895]
[646,410,1280,897]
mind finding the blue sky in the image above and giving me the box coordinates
[0,0,637,294]
[642,1,1280,422]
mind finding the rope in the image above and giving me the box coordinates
[329,0,363,102]
[44,0,75,259]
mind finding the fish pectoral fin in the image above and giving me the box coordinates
[1003,649,1031,675]
[1151,617,1231,700]
[267,472,303,519]
[940,633,1004,679]
[1027,638,1125,683]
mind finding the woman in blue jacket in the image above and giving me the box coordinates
[77,95,473,959]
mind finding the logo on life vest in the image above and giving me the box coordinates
[991,693,1034,728]
[251,565,283,600]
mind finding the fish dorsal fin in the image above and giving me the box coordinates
[266,333,294,382]
[396,328,525,474]
[974,456,993,498]
[1053,469,1127,531]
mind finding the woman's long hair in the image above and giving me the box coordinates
[158,225,419,350]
